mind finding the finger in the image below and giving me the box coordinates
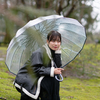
[58,68,64,71]
[61,68,64,70]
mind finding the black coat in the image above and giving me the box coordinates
[14,44,62,100]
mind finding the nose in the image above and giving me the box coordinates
[54,41,58,45]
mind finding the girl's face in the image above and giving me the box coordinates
[47,37,61,51]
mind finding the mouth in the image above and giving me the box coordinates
[54,47,58,48]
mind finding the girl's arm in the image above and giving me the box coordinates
[30,50,54,77]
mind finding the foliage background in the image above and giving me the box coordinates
[0,0,100,44]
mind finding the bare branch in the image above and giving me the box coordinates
[65,0,78,17]
[62,0,70,9]
[56,0,64,14]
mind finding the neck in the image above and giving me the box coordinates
[48,46,55,58]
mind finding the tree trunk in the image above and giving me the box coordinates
[35,0,42,8]
[56,0,64,15]
[16,0,20,5]
[65,0,77,17]
[21,0,26,5]
[4,0,8,9]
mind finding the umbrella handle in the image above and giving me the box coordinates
[55,74,63,82]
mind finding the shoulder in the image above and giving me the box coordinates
[31,47,47,60]
[32,47,45,55]
[31,48,43,59]
[30,48,44,65]
[30,47,50,66]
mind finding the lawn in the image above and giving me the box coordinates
[60,78,100,100]
[0,45,100,100]
[0,61,20,100]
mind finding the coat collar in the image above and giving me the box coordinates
[43,43,52,59]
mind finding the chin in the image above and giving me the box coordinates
[54,48,58,51]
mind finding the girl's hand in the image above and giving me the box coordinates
[54,68,64,74]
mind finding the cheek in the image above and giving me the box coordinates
[58,43,61,46]
[49,42,54,45]
[48,43,53,48]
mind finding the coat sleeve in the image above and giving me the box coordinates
[54,50,62,68]
[30,50,54,77]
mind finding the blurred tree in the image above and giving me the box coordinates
[0,0,98,44]
[4,17,14,43]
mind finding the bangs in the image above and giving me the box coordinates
[47,31,61,42]
[49,35,60,42]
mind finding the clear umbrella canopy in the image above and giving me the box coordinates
[6,15,86,75]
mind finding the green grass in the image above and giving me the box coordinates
[0,62,100,100]
[0,61,20,100]
[60,78,100,100]
[0,45,100,100]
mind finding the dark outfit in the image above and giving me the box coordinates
[14,44,62,100]
[39,49,61,100]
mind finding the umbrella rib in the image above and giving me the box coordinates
[8,35,29,70]
[18,48,25,71]
[9,44,20,70]
[63,47,78,54]
[7,35,27,52]
[39,21,45,32]
[6,37,21,68]
[61,47,71,56]
[62,35,84,48]
[66,29,86,37]
[15,36,34,71]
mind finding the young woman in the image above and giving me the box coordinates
[14,31,63,100]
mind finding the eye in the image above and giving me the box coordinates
[51,39,56,42]
[57,40,60,42]
[56,39,61,42]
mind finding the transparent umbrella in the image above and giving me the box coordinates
[6,15,86,75]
